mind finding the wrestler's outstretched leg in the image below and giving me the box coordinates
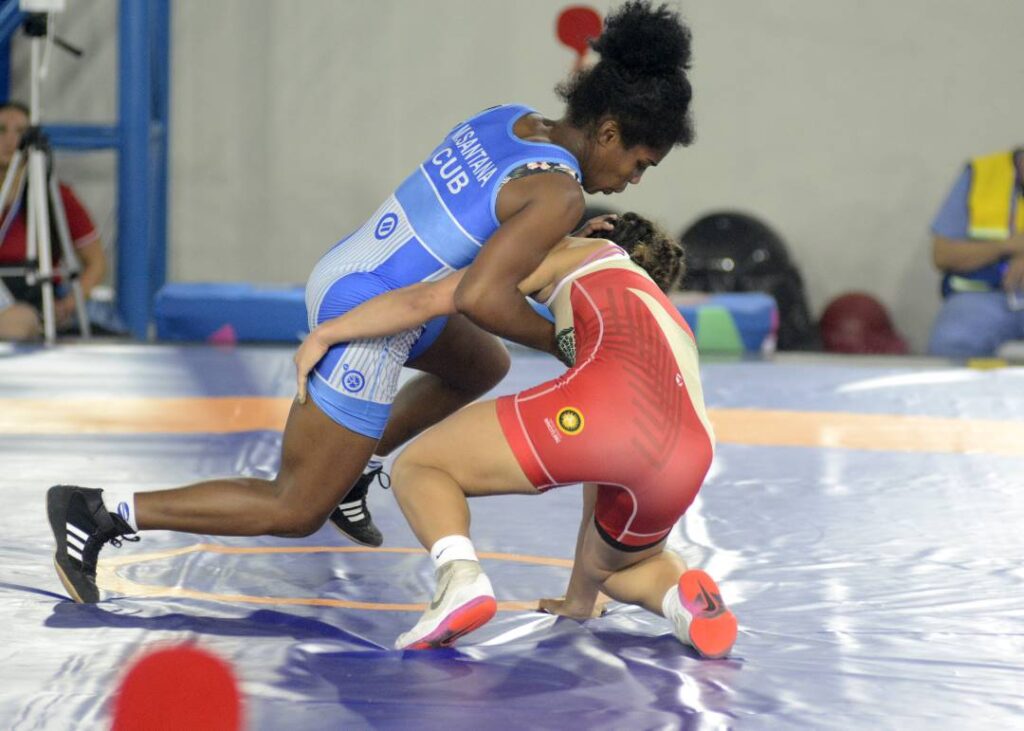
[47,397,377,603]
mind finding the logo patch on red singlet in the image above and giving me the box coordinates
[556,407,584,435]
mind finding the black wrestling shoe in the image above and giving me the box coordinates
[46,485,138,603]
[328,464,389,547]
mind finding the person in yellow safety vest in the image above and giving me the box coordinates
[928,148,1024,357]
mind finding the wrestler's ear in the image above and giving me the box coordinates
[594,118,622,149]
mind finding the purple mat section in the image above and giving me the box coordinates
[1,344,1023,728]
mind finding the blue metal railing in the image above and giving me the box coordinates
[0,0,22,45]
[0,0,22,113]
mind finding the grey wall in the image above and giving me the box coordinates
[10,0,1024,352]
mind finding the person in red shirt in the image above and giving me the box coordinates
[0,101,106,340]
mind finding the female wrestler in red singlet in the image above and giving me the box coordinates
[293,213,738,657]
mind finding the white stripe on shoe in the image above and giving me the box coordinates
[66,522,88,560]
[67,523,89,543]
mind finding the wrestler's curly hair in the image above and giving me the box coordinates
[556,1,695,150]
[595,212,684,292]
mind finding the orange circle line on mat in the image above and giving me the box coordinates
[96,543,573,612]
[4,396,1024,455]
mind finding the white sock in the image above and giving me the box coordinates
[366,457,385,472]
[429,535,477,569]
[101,488,139,532]
[662,583,693,646]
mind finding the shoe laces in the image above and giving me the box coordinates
[109,533,140,548]
[81,527,138,574]
[366,463,391,490]
[106,513,140,548]
[344,464,390,506]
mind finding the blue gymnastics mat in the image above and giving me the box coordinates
[1,343,1023,728]
[153,282,777,353]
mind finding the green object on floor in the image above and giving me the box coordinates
[695,306,744,353]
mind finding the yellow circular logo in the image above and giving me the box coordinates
[556,407,584,435]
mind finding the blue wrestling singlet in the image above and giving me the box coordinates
[304,104,582,438]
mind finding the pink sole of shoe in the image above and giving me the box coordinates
[403,596,498,650]
[678,569,737,659]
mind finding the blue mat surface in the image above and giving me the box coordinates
[1,343,1023,729]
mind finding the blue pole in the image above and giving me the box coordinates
[151,0,170,298]
[0,0,22,101]
[117,0,153,339]
[0,1,23,46]
[0,38,9,102]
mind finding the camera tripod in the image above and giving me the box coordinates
[0,11,89,342]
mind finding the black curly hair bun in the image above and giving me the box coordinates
[593,1,692,75]
[555,0,695,149]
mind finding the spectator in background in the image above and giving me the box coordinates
[0,101,106,341]
[928,147,1024,357]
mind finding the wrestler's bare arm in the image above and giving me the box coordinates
[538,483,606,620]
[294,236,609,401]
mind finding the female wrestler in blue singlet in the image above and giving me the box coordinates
[47,1,699,605]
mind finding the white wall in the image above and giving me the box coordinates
[10,0,1024,352]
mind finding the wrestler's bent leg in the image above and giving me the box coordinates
[582,523,737,659]
[390,400,539,649]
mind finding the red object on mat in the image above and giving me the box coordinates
[112,645,243,731]
[556,6,603,61]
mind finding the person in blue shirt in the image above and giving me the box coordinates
[47,1,699,604]
[928,147,1024,357]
